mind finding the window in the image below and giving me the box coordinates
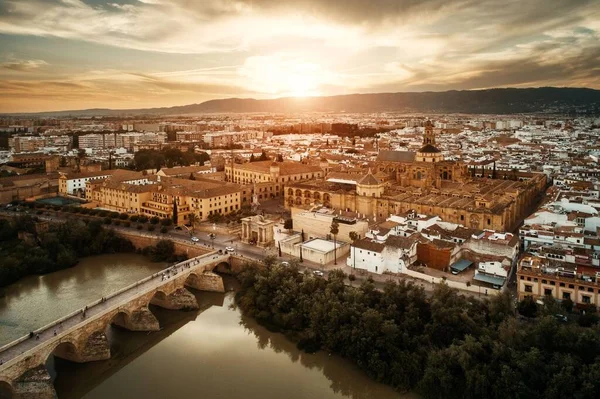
[550,281,555,286]
[559,282,565,287]
[562,292,571,300]
[544,288,552,296]
[542,279,547,284]
[525,285,532,293]
[582,295,591,304]
[588,287,594,293]
[569,284,574,289]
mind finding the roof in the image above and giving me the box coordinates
[159,165,210,176]
[450,259,473,272]
[233,161,321,176]
[385,234,420,249]
[376,150,416,163]
[473,272,505,286]
[357,173,380,186]
[418,144,441,153]
[352,238,385,253]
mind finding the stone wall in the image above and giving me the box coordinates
[116,231,212,258]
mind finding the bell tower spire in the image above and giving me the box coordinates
[423,120,436,146]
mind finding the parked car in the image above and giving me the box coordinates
[191,236,200,242]
[313,270,324,277]
[280,261,290,267]
[225,246,235,253]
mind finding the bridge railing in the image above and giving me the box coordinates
[0,251,225,357]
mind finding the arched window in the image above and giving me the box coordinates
[416,171,422,180]
[288,188,294,196]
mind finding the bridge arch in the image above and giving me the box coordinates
[47,340,81,364]
[0,379,13,399]
[110,309,132,328]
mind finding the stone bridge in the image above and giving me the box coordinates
[0,251,233,398]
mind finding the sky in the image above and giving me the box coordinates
[0,0,599,112]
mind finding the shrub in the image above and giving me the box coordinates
[517,297,538,318]
[348,274,356,282]
[136,224,143,230]
[150,216,160,225]
[130,215,139,223]
[160,218,173,226]
[99,210,108,217]
[119,213,129,220]
[147,225,155,232]
[110,212,119,219]
[138,215,148,224]
[104,217,112,225]
[114,220,121,226]
[124,221,131,228]
[160,226,168,234]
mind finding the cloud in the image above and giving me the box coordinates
[1,59,48,72]
[0,0,599,112]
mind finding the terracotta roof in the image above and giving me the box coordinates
[352,238,385,253]
[159,165,210,176]
[233,161,321,176]
[385,234,420,249]
[376,150,415,163]
[357,173,380,186]
[418,144,441,153]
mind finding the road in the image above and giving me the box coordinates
[2,208,487,297]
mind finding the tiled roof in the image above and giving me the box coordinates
[353,238,385,253]
[376,150,416,163]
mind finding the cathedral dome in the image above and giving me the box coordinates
[418,144,441,153]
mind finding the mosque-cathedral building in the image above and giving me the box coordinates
[284,121,547,232]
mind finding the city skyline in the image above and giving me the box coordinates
[0,0,599,113]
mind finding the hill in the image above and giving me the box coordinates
[5,87,600,116]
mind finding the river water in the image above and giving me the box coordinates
[0,254,411,399]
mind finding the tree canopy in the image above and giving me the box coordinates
[235,263,600,398]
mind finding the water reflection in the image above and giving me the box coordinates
[56,278,410,399]
[0,253,166,345]
[3,258,413,399]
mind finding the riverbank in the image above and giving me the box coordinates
[235,261,600,399]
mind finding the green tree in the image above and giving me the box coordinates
[188,212,198,233]
[172,199,178,225]
[330,219,339,265]
[518,296,539,318]
[349,231,359,242]
[284,218,293,233]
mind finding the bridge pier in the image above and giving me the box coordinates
[12,365,56,399]
[112,307,160,332]
[185,272,225,293]
[53,331,111,363]
[150,288,199,311]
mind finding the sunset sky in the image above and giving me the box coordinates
[0,0,599,112]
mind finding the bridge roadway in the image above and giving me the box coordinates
[0,251,231,398]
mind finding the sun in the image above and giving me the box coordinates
[240,55,324,98]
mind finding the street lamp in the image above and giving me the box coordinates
[209,233,216,248]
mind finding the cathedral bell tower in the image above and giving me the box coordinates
[423,120,436,146]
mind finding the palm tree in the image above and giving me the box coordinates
[330,220,339,265]
[349,231,359,242]
[188,212,198,233]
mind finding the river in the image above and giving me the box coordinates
[1,254,412,399]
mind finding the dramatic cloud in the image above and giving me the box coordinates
[0,0,598,111]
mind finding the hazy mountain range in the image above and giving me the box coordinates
[5,87,600,117]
